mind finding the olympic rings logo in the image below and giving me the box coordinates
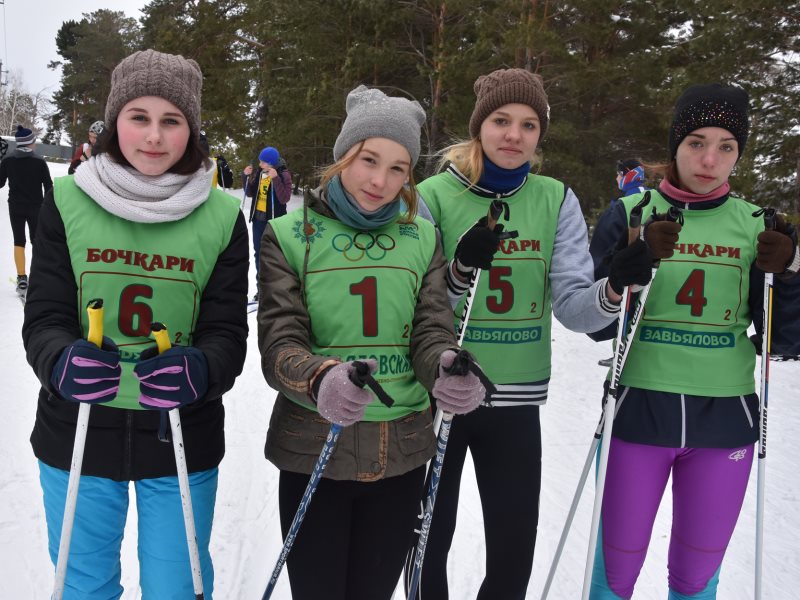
[332,232,397,261]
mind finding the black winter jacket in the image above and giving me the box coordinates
[22,191,249,481]
[0,149,53,208]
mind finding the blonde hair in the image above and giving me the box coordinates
[435,137,542,189]
[319,140,419,223]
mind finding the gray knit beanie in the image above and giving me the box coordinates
[469,68,550,140]
[333,85,426,166]
[105,49,203,139]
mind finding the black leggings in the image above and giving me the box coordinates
[420,405,542,600]
[279,465,425,600]
[9,204,38,246]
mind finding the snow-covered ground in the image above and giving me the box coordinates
[1,160,798,598]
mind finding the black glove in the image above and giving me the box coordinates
[454,216,505,270]
[608,238,653,295]
[756,214,797,274]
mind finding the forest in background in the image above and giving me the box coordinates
[6,0,799,220]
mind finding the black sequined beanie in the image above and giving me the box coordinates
[668,83,749,159]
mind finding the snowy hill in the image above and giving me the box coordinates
[1,161,797,598]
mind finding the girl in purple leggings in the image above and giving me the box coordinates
[589,83,800,599]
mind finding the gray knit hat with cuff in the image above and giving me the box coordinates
[469,68,550,140]
[333,85,426,167]
[105,49,203,139]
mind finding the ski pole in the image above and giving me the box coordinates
[753,207,776,600]
[580,197,685,599]
[270,185,275,220]
[432,200,516,433]
[150,322,205,600]
[404,201,510,599]
[261,361,394,600]
[241,168,251,211]
[405,351,495,600]
[52,298,103,600]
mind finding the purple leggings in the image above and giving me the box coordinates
[596,438,753,598]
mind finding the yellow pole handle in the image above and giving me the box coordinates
[150,322,172,354]
[86,299,104,348]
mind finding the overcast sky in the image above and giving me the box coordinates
[1,0,144,95]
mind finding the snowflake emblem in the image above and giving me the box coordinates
[292,218,326,243]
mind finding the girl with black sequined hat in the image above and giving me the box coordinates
[588,83,800,599]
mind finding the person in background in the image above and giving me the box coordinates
[22,49,248,598]
[591,158,650,366]
[244,146,292,300]
[257,84,486,600]
[416,68,652,599]
[198,131,234,190]
[588,83,800,600]
[68,121,105,175]
[0,124,53,299]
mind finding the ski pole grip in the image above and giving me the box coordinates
[627,191,651,245]
[763,208,776,231]
[349,360,394,408]
[487,200,505,230]
[444,349,471,377]
[666,206,684,224]
[150,322,172,354]
[444,349,497,399]
[86,299,104,348]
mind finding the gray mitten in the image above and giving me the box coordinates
[315,360,377,426]
[432,350,486,415]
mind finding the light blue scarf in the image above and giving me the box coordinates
[326,175,400,231]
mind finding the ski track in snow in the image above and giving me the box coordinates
[1,162,797,598]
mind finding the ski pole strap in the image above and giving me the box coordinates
[158,412,170,443]
[444,349,497,398]
[349,360,395,407]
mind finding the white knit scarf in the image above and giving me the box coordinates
[74,153,214,223]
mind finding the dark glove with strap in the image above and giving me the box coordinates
[642,213,682,260]
[454,216,505,271]
[134,345,209,410]
[50,337,122,404]
[756,213,799,274]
